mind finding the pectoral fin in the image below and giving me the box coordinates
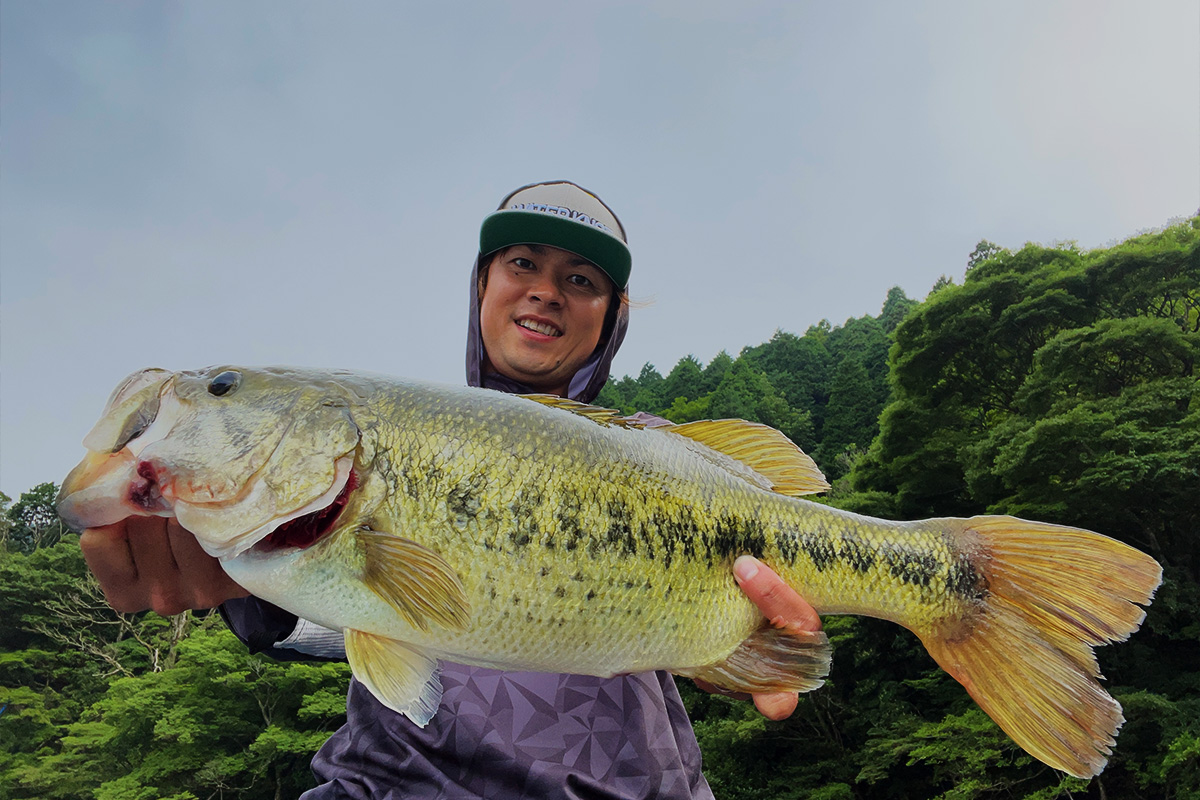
[358,529,471,633]
[344,629,443,726]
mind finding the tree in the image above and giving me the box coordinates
[4,483,68,553]
[740,330,833,425]
[629,363,666,412]
[966,239,1006,271]
[662,355,706,405]
[853,241,1097,517]
[21,618,349,799]
[702,351,734,393]
[878,286,918,334]
[0,492,12,549]
[815,358,885,479]
[964,316,1200,570]
[707,360,814,450]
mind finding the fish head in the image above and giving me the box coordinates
[58,366,365,559]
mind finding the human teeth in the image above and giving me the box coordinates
[518,320,561,337]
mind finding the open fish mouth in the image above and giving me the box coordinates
[185,454,358,559]
[256,466,359,553]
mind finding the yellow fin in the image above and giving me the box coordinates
[920,516,1162,778]
[670,419,830,497]
[344,629,442,725]
[358,529,471,633]
[520,395,829,496]
[518,394,648,428]
[677,624,830,694]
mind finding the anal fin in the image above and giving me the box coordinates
[345,629,443,726]
[677,624,831,694]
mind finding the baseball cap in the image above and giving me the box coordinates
[479,181,631,290]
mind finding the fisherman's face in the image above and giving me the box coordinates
[479,244,614,397]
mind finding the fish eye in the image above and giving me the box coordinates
[208,370,242,397]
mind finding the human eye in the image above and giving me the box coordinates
[567,273,594,288]
[512,257,536,270]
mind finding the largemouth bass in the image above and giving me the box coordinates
[57,366,1161,778]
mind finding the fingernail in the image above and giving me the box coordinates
[733,555,759,583]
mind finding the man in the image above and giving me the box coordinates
[81,181,821,798]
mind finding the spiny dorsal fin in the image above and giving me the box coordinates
[358,529,471,633]
[519,394,649,428]
[670,419,829,497]
[520,395,828,496]
[344,629,442,726]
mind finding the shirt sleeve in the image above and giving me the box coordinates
[219,597,345,662]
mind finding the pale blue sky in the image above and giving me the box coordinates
[2,1,1197,496]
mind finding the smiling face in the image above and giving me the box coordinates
[478,244,614,397]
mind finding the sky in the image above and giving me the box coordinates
[2,1,1197,498]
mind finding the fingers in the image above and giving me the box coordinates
[733,555,821,633]
[80,522,143,611]
[125,517,190,614]
[732,555,821,721]
[166,520,249,608]
[752,691,799,721]
[79,517,248,616]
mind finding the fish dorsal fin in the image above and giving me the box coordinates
[520,395,829,497]
[344,629,442,726]
[519,394,649,429]
[669,419,830,497]
[358,529,471,633]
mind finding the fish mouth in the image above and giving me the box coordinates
[189,453,358,559]
[254,467,359,553]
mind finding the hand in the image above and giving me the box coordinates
[694,555,822,720]
[80,516,249,615]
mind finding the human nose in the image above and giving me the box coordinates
[527,273,563,306]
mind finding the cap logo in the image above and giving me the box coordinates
[509,202,615,235]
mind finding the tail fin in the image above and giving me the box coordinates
[920,516,1161,779]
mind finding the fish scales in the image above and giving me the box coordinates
[255,384,977,672]
[347,387,779,672]
[57,366,1162,778]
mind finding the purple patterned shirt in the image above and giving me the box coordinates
[303,667,711,798]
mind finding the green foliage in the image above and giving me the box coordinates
[856,221,1199,528]
[3,483,68,553]
[707,360,815,450]
[966,239,1007,272]
[846,218,1200,797]
[741,330,833,422]
[880,285,920,333]
[0,535,350,799]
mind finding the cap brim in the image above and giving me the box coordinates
[480,211,631,290]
